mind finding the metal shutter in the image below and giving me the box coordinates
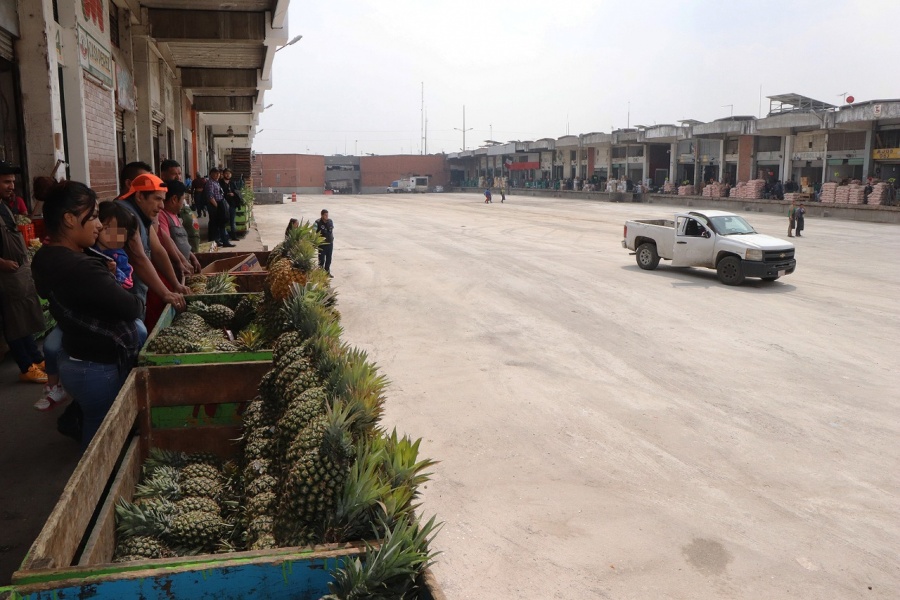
[152,121,160,138]
[115,109,124,132]
[0,29,13,62]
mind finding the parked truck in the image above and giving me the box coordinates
[622,209,796,285]
[387,175,430,193]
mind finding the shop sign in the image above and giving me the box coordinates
[78,24,113,87]
[873,104,882,118]
[872,148,900,161]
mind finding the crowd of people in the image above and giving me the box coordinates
[0,158,246,449]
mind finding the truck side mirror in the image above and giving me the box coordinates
[702,230,711,239]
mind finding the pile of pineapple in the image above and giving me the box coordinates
[185,272,239,296]
[116,222,440,597]
[115,450,241,560]
[145,294,265,355]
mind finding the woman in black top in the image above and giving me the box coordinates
[31,182,144,448]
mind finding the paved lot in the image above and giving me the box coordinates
[257,193,899,600]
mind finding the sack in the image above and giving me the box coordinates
[57,401,83,442]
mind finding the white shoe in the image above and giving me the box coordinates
[34,383,69,411]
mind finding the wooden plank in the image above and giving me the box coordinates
[78,436,142,566]
[14,542,367,589]
[149,425,243,458]
[420,568,447,600]
[16,373,140,573]
[146,362,268,407]
[195,250,269,268]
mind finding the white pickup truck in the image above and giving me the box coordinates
[622,209,796,285]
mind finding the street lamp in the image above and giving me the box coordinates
[276,35,303,52]
[264,104,273,109]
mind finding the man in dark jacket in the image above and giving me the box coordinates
[220,169,242,240]
[205,168,234,248]
[314,209,334,276]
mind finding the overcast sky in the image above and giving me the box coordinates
[254,0,899,156]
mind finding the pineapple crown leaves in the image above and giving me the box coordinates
[321,443,392,544]
[134,468,181,501]
[379,430,436,495]
[281,282,340,339]
[322,401,358,459]
[115,498,174,538]
[204,273,238,295]
[324,514,443,600]
[143,448,188,476]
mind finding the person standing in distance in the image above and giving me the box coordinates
[314,209,334,276]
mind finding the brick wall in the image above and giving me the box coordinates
[83,75,118,200]
[256,154,325,189]
[737,135,755,183]
[359,155,449,187]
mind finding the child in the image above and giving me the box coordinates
[35,202,147,410]
[285,218,299,237]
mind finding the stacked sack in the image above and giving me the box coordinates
[868,183,889,205]
[678,185,696,196]
[731,179,766,199]
[702,182,726,198]
[783,193,800,202]
[663,181,676,193]
[845,184,866,204]
[819,182,838,203]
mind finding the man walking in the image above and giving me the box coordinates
[314,209,334,276]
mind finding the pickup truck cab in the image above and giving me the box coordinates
[622,210,796,285]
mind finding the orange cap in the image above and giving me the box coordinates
[126,173,168,197]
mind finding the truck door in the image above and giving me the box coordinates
[672,216,716,267]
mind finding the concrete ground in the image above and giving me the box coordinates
[255,193,899,600]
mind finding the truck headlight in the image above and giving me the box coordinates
[745,249,763,261]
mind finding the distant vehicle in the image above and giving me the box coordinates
[386,176,429,193]
[433,185,444,193]
[622,209,796,285]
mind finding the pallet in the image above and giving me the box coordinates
[8,363,445,599]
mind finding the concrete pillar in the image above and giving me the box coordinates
[822,132,830,183]
[669,142,677,183]
[54,0,89,183]
[172,80,185,171]
[782,135,793,183]
[693,139,701,188]
[132,14,154,166]
[718,139,725,181]
[606,146,613,179]
[862,126,874,178]
[642,144,649,184]
[16,0,65,181]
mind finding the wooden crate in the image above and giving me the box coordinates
[195,250,270,268]
[139,293,273,366]
[8,363,445,600]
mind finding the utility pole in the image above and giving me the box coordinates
[424,110,428,155]
[454,105,473,151]
[420,82,425,155]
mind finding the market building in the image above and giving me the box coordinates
[2,0,288,202]
[447,93,900,196]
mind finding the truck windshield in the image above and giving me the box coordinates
[708,215,757,235]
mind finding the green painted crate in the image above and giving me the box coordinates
[139,293,272,366]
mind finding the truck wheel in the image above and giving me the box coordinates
[717,256,745,285]
[635,243,660,270]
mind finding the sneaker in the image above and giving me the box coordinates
[20,364,48,384]
[34,384,68,411]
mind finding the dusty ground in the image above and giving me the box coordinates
[277,193,897,598]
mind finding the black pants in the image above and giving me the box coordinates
[7,334,43,373]
[318,244,333,273]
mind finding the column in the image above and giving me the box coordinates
[173,79,185,171]
[718,139,725,181]
[862,126,874,178]
[55,0,89,182]
[132,12,154,166]
[642,144,649,184]
[16,0,66,180]
[782,134,793,183]
[669,142,677,183]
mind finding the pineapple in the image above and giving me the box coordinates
[201,304,236,329]
[115,535,171,560]
[147,336,203,355]
[273,330,306,361]
[274,357,321,401]
[276,403,356,546]
[175,496,220,515]
[267,257,309,302]
[276,387,328,450]
[180,476,222,499]
[204,273,238,294]
[247,491,277,516]
[179,463,221,482]
[232,294,263,332]
[168,510,227,552]
[250,533,277,551]
[245,474,278,496]
[236,325,265,352]
[215,339,238,352]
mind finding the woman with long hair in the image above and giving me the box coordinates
[31,181,144,448]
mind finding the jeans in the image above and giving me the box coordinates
[58,350,127,449]
[42,327,63,376]
[318,244,333,273]
[7,334,44,373]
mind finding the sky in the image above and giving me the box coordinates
[254,0,900,156]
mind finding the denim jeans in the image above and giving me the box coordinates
[7,334,44,373]
[42,327,63,376]
[58,350,127,449]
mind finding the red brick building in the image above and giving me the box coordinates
[360,155,450,192]
[252,154,326,193]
